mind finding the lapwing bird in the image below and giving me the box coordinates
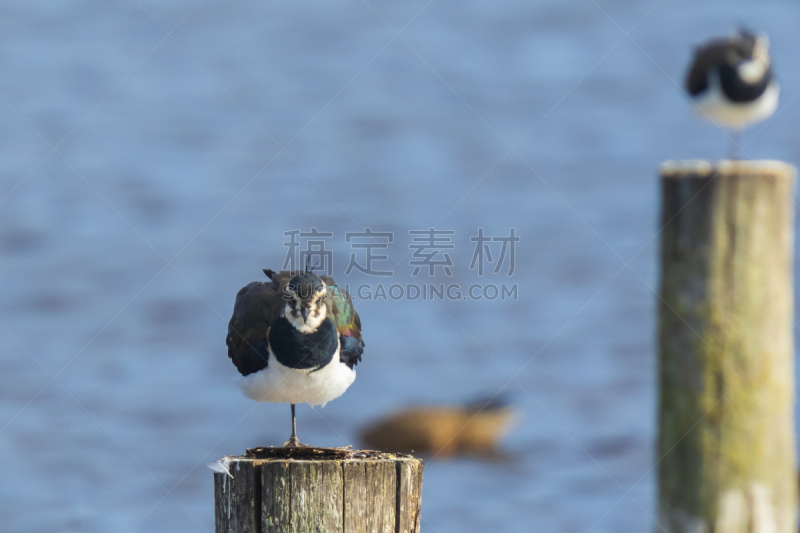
[226,268,364,447]
[686,29,778,156]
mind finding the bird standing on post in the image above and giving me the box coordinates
[226,267,364,447]
[686,29,778,157]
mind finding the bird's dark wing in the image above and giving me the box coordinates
[687,40,731,95]
[326,281,364,369]
[226,277,284,376]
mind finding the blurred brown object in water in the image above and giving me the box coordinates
[359,396,516,457]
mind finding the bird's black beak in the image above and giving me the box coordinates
[301,307,310,322]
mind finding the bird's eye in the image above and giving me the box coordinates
[316,286,324,293]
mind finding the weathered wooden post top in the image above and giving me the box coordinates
[658,160,797,532]
[213,446,423,533]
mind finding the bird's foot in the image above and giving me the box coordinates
[283,436,309,448]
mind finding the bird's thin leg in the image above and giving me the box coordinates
[291,403,297,440]
[284,404,305,447]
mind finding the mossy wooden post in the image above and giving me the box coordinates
[658,160,797,533]
[214,448,423,533]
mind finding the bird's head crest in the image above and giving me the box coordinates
[285,269,326,302]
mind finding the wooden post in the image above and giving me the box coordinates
[213,447,423,533]
[658,160,797,532]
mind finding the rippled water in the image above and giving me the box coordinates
[2,1,800,532]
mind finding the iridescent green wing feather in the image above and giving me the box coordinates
[326,281,364,369]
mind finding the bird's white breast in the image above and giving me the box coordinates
[236,345,356,407]
[692,78,779,130]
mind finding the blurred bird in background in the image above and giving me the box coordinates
[360,395,517,458]
[686,29,778,158]
[226,267,364,447]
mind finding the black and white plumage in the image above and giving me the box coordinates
[226,268,364,446]
[686,29,778,132]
